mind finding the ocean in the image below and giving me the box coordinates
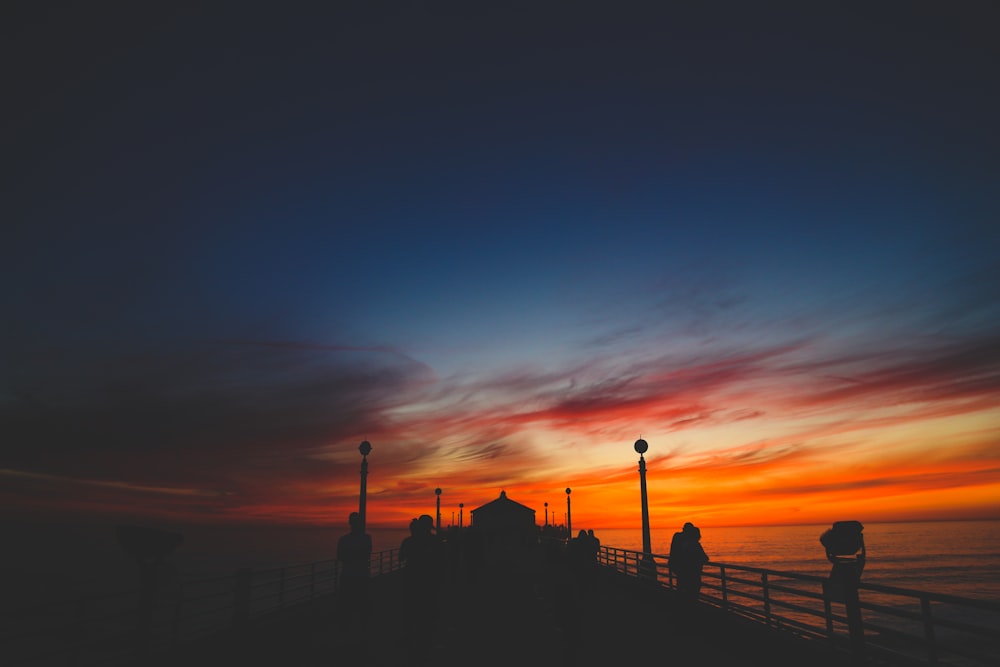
[593,520,1000,601]
[5,519,999,610]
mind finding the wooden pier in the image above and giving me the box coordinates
[9,540,999,666]
[163,560,849,667]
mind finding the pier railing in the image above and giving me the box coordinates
[8,544,999,666]
[3,548,403,667]
[600,545,1000,667]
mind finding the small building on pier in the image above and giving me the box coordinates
[470,490,537,557]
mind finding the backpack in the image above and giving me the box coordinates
[820,520,864,556]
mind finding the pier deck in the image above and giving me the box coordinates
[165,562,850,667]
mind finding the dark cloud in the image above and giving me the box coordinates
[785,333,1000,412]
[1,339,434,484]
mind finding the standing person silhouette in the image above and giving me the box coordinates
[670,522,709,608]
[668,522,693,581]
[399,514,442,666]
[336,512,372,642]
[821,521,866,661]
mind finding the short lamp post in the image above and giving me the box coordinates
[435,488,442,532]
[565,487,572,538]
[634,438,656,579]
[358,440,372,532]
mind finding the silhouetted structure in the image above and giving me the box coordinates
[470,490,536,561]
[336,511,372,639]
[634,437,656,579]
[357,440,371,530]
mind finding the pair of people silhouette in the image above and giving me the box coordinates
[567,528,601,594]
[335,512,372,642]
[668,521,709,606]
[336,512,443,665]
[398,514,444,665]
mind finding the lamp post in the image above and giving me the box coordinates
[435,488,442,532]
[459,503,464,529]
[358,440,371,531]
[634,437,655,579]
[544,502,549,527]
[565,487,572,538]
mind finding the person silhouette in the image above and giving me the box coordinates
[670,522,709,607]
[398,514,442,665]
[336,512,372,638]
[821,521,866,660]
[668,522,693,580]
[586,529,600,561]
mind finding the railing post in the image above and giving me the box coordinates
[309,562,316,602]
[72,597,87,665]
[233,568,253,629]
[844,576,865,663]
[920,595,938,665]
[824,592,834,640]
[172,583,184,647]
[761,572,772,626]
[720,565,728,610]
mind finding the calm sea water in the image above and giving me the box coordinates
[595,521,1000,601]
[372,520,1000,600]
[5,519,999,609]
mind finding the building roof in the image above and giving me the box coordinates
[471,490,535,516]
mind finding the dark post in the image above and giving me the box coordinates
[544,501,549,527]
[634,438,656,579]
[233,568,253,628]
[358,440,371,531]
[459,503,464,529]
[565,488,572,537]
[115,525,182,661]
[435,488,442,532]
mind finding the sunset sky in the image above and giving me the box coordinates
[4,2,999,535]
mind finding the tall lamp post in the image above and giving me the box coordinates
[358,440,371,531]
[565,487,572,538]
[435,488,442,532]
[459,503,464,529]
[544,502,549,527]
[634,437,655,579]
